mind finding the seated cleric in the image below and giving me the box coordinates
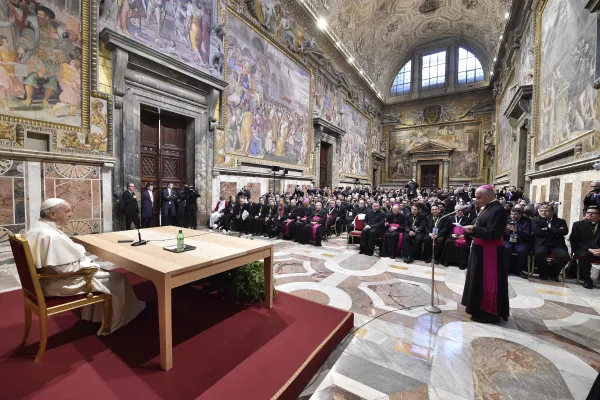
[26,198,146,335]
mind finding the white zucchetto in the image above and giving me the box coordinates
[40,198,65,211]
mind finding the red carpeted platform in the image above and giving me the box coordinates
[0,273,353,400]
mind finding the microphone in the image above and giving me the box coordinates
[131,227,147,246]
[439,210,457,220]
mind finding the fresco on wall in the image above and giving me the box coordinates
[388,122,482,180]
[225,11,311,168]
[219,181,237,200]
[0,0,82,126]
[517,20,534,86]
[0,159,25,233]
[538,0,597,155]
[99,0,212,68]
[314,73,342,127]
[341,101,370,177]
[496,75,515,175]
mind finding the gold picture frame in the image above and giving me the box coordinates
[221,7,315,173]
[340,98,372,181]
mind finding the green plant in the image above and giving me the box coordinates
[230,261,276,303]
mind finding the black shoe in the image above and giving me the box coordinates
[519,271,529,280]
[583,280,594,289]
[405,257,414,264]
[539,275,548,281]
[549,276,560,282]
[471,314,500,324]
[359,250,365,255]
[459,265,467,270]
[424,258,432,264]
[442,262,449,267]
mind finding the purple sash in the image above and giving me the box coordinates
[453,226,467,248]
[311,216,322,241]
[473,237,505,316]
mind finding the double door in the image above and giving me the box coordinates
[140,109,187,225]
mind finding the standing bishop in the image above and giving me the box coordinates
[461,185,509,323]
[26,198,146,335]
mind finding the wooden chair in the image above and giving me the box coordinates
[9,233,112,362]
[347,216,365,248]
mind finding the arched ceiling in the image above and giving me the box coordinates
[307,0,512,98]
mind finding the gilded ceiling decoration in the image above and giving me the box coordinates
[305,0,512,95]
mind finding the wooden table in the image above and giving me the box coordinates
[72,226,274,371]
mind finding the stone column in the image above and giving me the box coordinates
[111,48,128,231]
[411,161,418,182]
[443,159,450,189]
[314,125,323,187]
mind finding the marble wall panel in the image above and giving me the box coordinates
[0,160,26,235]
[549,179,560,202]
[220,182,238,201]
[563,182,573,228]
[43,162,102,234]
[540,185,547,203]
[0,179,14,225]
[531,186,537,204]
[248,183,262,201]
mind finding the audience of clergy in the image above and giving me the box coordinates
[207,182,598,291]
[26,198,146,335]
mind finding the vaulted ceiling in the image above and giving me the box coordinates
[306,0,512,98]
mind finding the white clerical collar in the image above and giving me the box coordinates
[40,219,58,229]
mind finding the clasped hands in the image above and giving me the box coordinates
[589,248,600,257]
[463,225,474,233]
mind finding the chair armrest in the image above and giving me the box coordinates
[38,267,98,298]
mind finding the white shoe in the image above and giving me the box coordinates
[213,224,219,229]
[222,229,227,235]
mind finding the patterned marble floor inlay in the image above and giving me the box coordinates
[1,231,599,399]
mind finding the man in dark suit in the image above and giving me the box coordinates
[504,207,532,278]
[141,183,154,228]
[570,206,600,289]
[423,204,451,263]
[122,182,140,230]
[532,203,569,281]
[161,183,177,226]
[405,179,419,200]
[583,181,600,213]
[403,205,427,263]
[185,185,200,229]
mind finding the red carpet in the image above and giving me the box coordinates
[0,272,353,400]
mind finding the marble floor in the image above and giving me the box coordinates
[1,232,599,399]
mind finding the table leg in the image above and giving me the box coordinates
[156,276,173,370]
[264,249,274,309]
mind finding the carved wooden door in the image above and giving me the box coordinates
[420,165,439,189]
[140,109,187,225]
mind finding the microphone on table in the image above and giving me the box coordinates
[131,227,147,246]
[439,210,456,221]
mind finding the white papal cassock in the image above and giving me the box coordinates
[26,220,146,335]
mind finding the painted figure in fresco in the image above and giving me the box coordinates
[100,0,119,23]
[50,57,81,116]
[144,0,163,29]
[0,34,24,110]
[17,5,74,108]
[0,0,21,52]
[161,0,178,45]
[187,0,210,64]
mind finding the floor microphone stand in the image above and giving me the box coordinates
[425,211,456,314]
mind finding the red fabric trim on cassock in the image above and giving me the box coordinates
[473,237,504,315]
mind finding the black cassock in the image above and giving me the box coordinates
[301,209,327,245]
[380,212,405,259]
[441,215,473,267]
[462,200,510,321]
[293,206,314,242]
[282,205,299,240]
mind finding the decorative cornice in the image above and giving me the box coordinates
[0,148,116,166]
[504,84,533,119]
[313,118,346,139]
[100,28,228,91]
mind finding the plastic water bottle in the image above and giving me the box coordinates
[177,230,184,252]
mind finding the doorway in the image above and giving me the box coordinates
[420,164,439,189]
[320,142,332,188]
[140,108,188,226]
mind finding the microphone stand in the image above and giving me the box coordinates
[131,228,147,246]
[425,210,456,314]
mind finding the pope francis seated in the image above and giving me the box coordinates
[26,198,146,335]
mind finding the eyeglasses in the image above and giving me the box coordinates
[586,211,599,215]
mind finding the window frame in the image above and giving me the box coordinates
[420,49,448,92]
[456,47,485,85]
[390,60,412,96]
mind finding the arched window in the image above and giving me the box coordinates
[390,60,412,96]
[457,47,484,84]
[422,50,447,90]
